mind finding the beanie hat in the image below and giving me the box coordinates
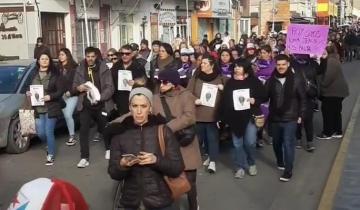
[246,43,255,49]
[129,87,153,106]
[158,70,180,86]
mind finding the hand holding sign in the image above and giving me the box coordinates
[118,70,133,91]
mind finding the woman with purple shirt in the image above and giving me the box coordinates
[217,49,234,78]
[255,45,275,146]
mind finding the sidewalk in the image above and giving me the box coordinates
[333,112,360,210]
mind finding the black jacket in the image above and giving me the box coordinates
[107,115,184,209]
[265,68,307,122]
[111,59,147,115]
[31,70,65,118]
[149,58,182,92]
[291,57,319,99]
[219,76,266,137]
[59,64,78,96]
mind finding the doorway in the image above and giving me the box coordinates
[41,13,66,58]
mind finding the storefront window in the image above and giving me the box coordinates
[119,14,134,46]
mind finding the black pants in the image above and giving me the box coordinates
[296,101,314,143]
[321,97,343,136]
[79,107,109,159]
[185,170,197,210]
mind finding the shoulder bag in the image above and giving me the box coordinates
[158,125,191,200]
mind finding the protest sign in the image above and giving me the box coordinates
[200,83,218,107]
[117,70,133,91]
[286,24,329,55]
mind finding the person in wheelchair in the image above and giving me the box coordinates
[106,87,184,210]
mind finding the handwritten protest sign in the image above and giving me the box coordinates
[286,24,329,55]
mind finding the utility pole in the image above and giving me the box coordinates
[82,0,90,47]
[23,0,29,57]
[186,0,190,46]
[271,0,275,33]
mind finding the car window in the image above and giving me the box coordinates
[20,65,36,94]
[0,66,27,94]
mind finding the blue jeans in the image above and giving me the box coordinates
[35,113,57,156]
[62,96,78,136]
[196,122,219,161]
[232,122,257,170]
[271,121,297,173]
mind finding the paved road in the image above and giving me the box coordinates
[1,61,360,210]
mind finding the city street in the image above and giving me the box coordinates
[1,61,360,210]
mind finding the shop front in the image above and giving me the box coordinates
[191,0,234,43]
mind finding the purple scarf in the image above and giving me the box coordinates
[256,59,275,81]
[221,63,232,78]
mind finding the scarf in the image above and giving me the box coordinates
[220,63,232,78]
[268,68,295,115]
[157,56,174,71]
[197,70,219,82]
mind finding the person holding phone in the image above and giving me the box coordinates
[106,87,184,210]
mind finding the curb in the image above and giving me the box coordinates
[317,92,360,210]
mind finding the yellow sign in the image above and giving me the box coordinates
[317,3,328,12]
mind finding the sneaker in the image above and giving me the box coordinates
[277,164,285,171]
[332,133,343,139]
[203,157,210,166]
[305,142,316,152]
[249,165,257,176]
[316,133,332,140]
[93,133,102,142]
[207,161,216,173]
[256,140,264,148]
[296,139,302,149]
[234,168,245,179]
[45,155,54,166]
[77,159,89,168]
[66,136,77,146]
[105,150,110,160]
[280,172,292,182]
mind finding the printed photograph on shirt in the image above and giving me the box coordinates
[30,85,44,106]
[117,70,133,91]
[233,89,250,111]
[200,83,218,107]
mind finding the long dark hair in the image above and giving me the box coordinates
[219,49,234,64]
[59,48,78,70]
[35,52,58,75]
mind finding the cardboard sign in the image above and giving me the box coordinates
[30,85,44,106]
[117,70,133,91]
[233,89,250,111]
[286,24,329,55]
[200,83,218,108]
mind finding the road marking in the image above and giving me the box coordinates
[317,92,360,210]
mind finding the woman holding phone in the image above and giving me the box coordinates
[106,87,184,210]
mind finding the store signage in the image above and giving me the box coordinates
[75,0,100,20]
[159,10,176,25]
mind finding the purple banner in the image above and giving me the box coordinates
[286,24,329,55]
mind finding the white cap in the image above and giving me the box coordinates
[246,43,255,49]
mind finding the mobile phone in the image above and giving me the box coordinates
[122,154,138,161]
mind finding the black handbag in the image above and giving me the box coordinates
[301,70,318,98]
[160,96,196,147]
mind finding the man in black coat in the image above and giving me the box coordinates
[265,54,306,182]
[111,44,147,117]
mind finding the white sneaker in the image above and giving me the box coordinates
[77,159,89,168]
[45,155,54,166]
[203,157,210,166]
[208,161,216,173]
[234,168,245,179]
[105,150,110,160]
[249,165,258,176]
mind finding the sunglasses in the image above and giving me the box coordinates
[120,52,132,56]
[160,80,170,85]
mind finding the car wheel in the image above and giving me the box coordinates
[6,116,30,154]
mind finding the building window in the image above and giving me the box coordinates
[75,19,99,60]
[119,14,134,46]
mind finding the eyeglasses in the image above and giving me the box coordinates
[160,80,170,85]
[120,52,132,56]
